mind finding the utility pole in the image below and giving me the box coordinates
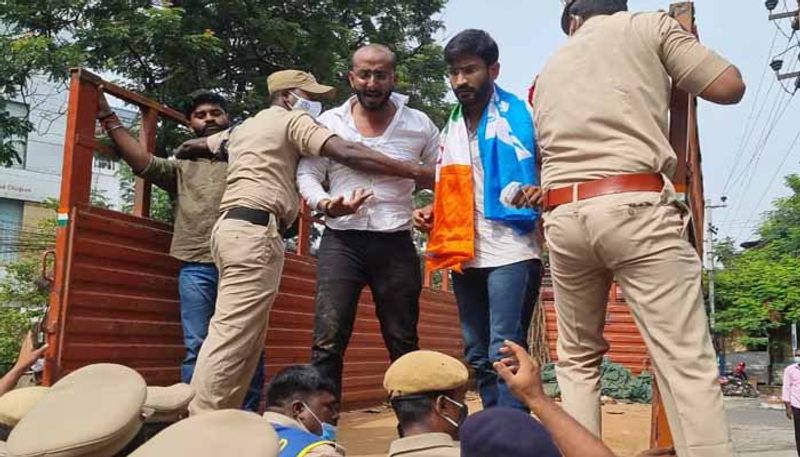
[706,197,727,376]
[767,0,800,87]
[705,197,727,330]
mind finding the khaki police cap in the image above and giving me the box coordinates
[128,410,280,457]
[7,364,146,457]
[267,69,336,99]
[0,386,49,427]
[383,350,469,398]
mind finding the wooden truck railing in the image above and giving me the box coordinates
[43,68,459,409]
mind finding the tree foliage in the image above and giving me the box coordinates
[714,174,800,348]
[0,0,450,167]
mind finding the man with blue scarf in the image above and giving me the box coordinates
[415,29,543,411]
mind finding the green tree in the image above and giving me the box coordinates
[0,0,450,169]
[714,173,800,350]
[117,162,175,224]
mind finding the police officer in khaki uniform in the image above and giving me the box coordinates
[383,351,468,457]
[188,70,434,415]
[531,1,745,456]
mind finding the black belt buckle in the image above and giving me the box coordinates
[225,207,286,236]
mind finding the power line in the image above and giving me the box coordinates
[722,28,781,194]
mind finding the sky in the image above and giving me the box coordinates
[440,0,800,248]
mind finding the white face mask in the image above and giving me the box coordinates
[291,92,323,118]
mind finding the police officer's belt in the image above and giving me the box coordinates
[224,206,287,236]
[543,173,664,211]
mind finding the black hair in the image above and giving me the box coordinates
[390,393,440,430]
[444,29,499,66]
[570,0,628,19]
[185,91,229,118]
[266,365,337,407]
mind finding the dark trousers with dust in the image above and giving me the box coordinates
[311,228,421,399]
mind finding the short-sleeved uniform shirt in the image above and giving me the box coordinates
[139,157,227,263]
[533,11,733,189]
[208,106,336,227]
[388,433,460,457]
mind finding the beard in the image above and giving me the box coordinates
[198,122,226,137]
[354,88,392,111]
[454,79,493,108]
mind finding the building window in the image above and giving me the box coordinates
[1,100,29,169]
[0,197,24,264]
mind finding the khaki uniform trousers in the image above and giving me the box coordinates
[544,187,733,457]
[189,214,285,415]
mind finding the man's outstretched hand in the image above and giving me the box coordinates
[493,340,546,408]
[412,204,434,233]
[14,331,47,374]
[321,189,373,218]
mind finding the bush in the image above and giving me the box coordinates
[0,306,42,375]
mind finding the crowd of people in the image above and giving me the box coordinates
[0,0,748,455]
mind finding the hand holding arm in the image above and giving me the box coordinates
[321,136,434,188]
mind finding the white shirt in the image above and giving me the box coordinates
[466,132,541,269]
[297,93,439,232]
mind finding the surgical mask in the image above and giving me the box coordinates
[794,356,800,364]
[291,92,323,118]
[302,403,337,441]
[438,395,468,430]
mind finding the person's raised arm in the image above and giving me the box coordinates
[494,341,616,457]
[0,332,47,397]
[96,87,153,173]
[320,136,434,188]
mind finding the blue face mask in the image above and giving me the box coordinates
[302,402,337,442]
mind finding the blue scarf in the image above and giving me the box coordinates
[477,84,539,233]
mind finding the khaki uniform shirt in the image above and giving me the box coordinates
[387,433,460,457]
[208,106,336,227]
[533,11,732,189]
[139,157,227,263]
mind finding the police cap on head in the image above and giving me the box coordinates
[383,350,469,398]
[267,69,336,99]
[561,0,629,34]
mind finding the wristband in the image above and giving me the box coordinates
[100,113,122,132]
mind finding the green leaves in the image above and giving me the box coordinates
[714,174,800,348]
[0,0,450,165]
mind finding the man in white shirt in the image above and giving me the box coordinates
[414,30,543,411]
[297,44,439,400]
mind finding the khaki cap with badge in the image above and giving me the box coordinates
[267,70,337,99]
[383,350,469,398]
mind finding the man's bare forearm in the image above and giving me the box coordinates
[527,396,616,457]
[106,127,152,173]
[321,136,434,186]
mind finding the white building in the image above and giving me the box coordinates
[0,77,134,265]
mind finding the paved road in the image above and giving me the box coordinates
[728,397,796,456]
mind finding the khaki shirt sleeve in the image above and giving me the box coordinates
[642,12,732,96]
[287,112,337,157]
[138,156,178,195]
[205,129,231,155]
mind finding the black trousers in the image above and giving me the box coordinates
[794,406,800,456]
[311,228,421,399]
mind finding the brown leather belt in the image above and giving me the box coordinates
[542,173,664,212]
